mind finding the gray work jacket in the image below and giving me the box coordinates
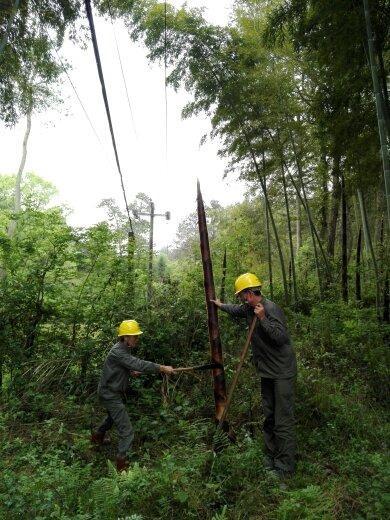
[98,341,160,400]
[220,298,297,379]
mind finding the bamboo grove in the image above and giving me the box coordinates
[106,0,389,318]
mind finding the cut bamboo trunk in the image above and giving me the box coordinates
[197,181,228,422]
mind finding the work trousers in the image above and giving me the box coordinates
[261,377,296,474]
[98,396,134,458]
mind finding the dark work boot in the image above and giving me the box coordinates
[91,431,111,446]
[116,456,129,472]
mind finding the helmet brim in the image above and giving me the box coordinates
[118,331,143,336]
[235,286,261,296]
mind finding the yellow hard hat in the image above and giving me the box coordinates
[118,320,143,336]
[234,272,262,295]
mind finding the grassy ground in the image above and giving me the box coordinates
[1,304,389,519]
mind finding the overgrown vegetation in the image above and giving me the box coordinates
[1,0,389,518]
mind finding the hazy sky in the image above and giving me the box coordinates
[1,0,244,249]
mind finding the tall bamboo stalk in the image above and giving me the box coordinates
[341,173,348,302]
[281,162,298,304]
[261,150,274,300]
[197,181,227,422]
[357,189,380,318]
[363,0,390,226]
[356,227,362,301]
[296,195,301,254]
[240,131,288,302]
[289,135,330,275]
[220,248,227,302]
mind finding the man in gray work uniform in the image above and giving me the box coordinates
[212,272,297,478]
[91,319,174,471]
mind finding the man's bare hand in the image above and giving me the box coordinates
[130,371,142,378]
[254,303,266,320]
[160,365,174,375]
[210,298,222,308]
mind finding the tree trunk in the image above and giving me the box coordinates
[356,227,362,301]
[281,163,298,304]
[296,195,301,255]
[288,132,331,279]
[327,157,341,258]
[376,45,390,139]
[357,189,380,318]
[287,140,327,299]
[262,151,273,300]
[320,156,329,241]
[341,173,348,302]
[379,217,389,323]
[8,107,32,238]
[383,271,389,323]
[220,248,227,302]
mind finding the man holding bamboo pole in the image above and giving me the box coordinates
[212,272,297,479]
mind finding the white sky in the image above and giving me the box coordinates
[0,0,245,249]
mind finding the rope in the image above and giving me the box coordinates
[84,0,134,235]
[107,0,137,139]
[0,0,20,56]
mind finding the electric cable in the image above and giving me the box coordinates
[54,48,103,146]
[84,0,134,234]
[107,0,137,139]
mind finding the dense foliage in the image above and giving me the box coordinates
[1,0,389,518]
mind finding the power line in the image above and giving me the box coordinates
[84,0,134,235]
[54,48,103,146]
[107,0,138,140]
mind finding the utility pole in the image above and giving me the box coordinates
[134,200,170,304]
[148,201,155,304]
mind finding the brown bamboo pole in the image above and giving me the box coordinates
[218,317,258,426]
[197,181,228,422]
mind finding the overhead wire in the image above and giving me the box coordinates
[107,0,137,140]
[84,0,134,235]
[54,48,103,147]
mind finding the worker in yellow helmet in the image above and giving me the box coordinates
[212,273,297,480]
[91,319,174,472]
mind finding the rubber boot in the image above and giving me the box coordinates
[91,431,111,446]
[116,456,129,472]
